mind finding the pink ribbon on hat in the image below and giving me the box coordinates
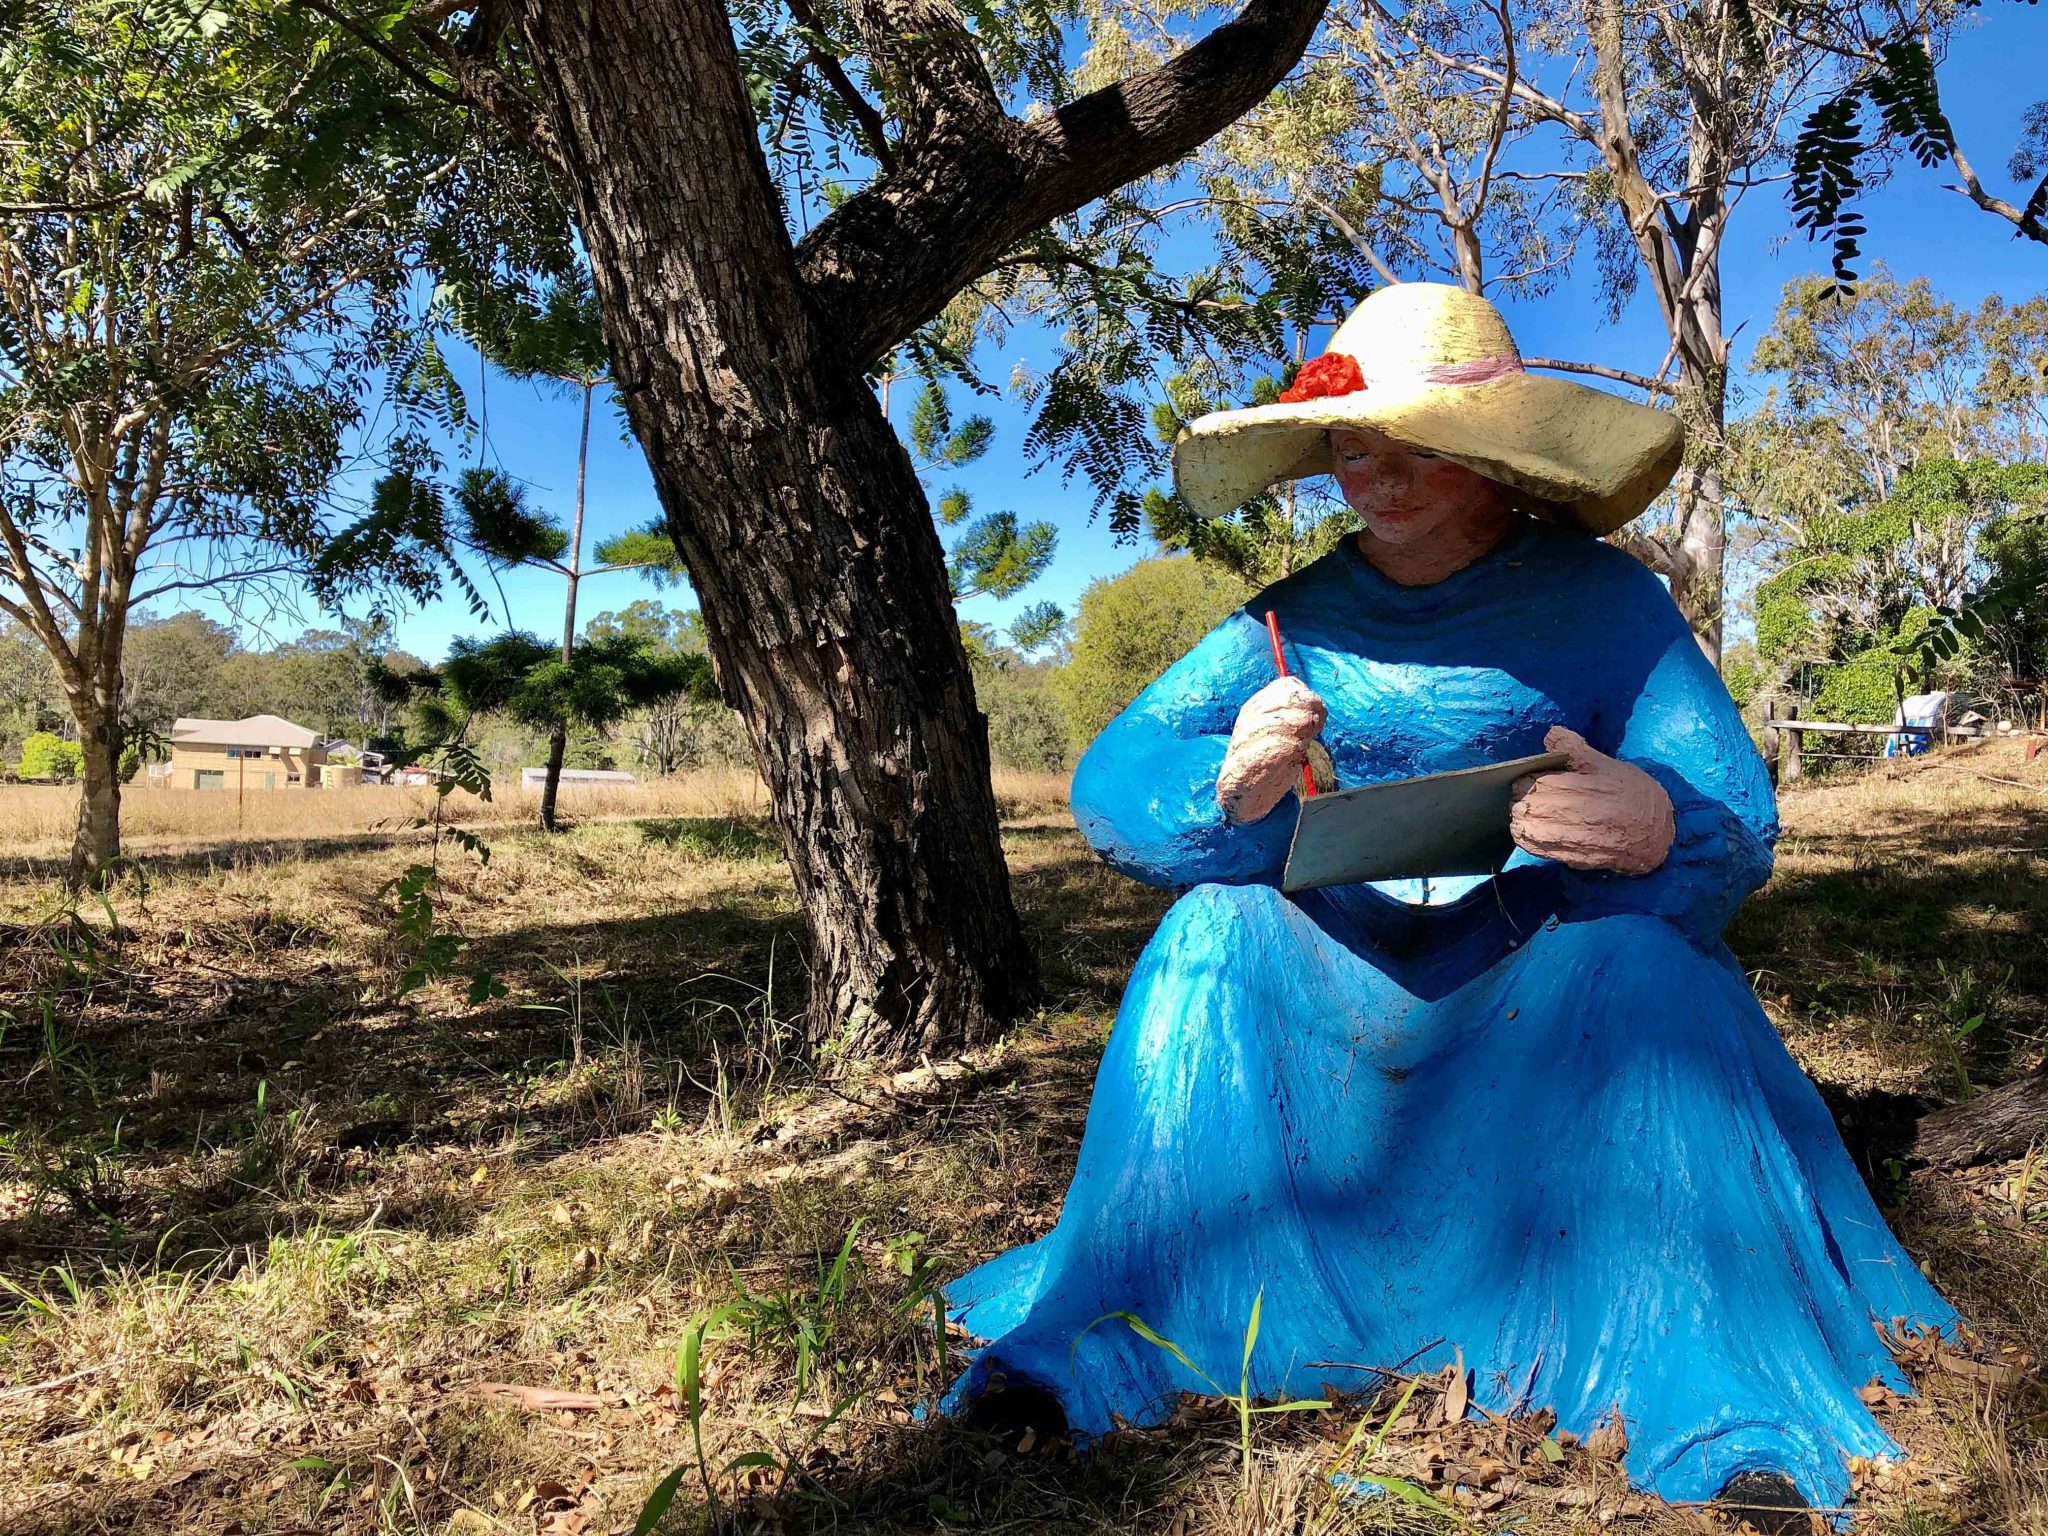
[1408,353,1525,387]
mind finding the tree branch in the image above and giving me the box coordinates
[1294,184,1401,285]
[1366,0,1593,142]
[1943,145,2048,244]
[1607,522,1675,576]
[794,0,1331,369]
[397,4,570,180]
[1523,355,1673,396]
[783,0,897,173]
[1466,0,1518,223]
[839,0,1001,162]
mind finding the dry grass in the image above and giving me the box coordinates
[0,745,2041,1535]
[0,767,1071,868]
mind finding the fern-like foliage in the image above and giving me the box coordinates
[591,520,686,583]
[454,466,571,567]
[314,469,489,620]
[1790,6,2043,296]
[395,630,707,739]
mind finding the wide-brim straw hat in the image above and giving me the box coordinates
[1172,283,1684,535]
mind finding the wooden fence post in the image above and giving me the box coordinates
[1782,703,1802,784]
[1762,704,1780,787]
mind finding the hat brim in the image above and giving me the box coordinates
[1171,372,1684,535]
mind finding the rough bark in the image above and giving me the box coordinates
[1913,1067,2048,1170]
[483,0,1325,1060]
[69,693,122,886]
[790,0,1336,369]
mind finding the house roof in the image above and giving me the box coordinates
[171,714,321,749]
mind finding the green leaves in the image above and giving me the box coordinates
[1789,92,1869,297]
[908,381,994,470]
[628,1464,689,1536]
[1007,600,1067,654]
[591,522,686,582]
[403,631,705,740]
[947,509,1058,603]
[1081,1287,1330,1494]
[440,268,610,388]
[325,464,689,620]
[0,0,581,826]
[453,468,571,568]
[1789,28,1976,295]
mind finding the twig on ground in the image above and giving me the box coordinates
[469,1382,621,1412]
[0,1358,129,1403]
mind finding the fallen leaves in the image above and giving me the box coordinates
[1438,1351,1470,1426]
[1584,1409,1630,1462]
[510,1461,604,1535]
[1272,1364,1653,1524]
[1879,1318,2029,1388]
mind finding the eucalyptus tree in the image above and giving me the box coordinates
[1206,0,1586,298]
[0,1,571,882]
[355,0,1330,1061]
[1730,270,2048,701]
[1314,0,1885,666]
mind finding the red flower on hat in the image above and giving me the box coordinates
[1278,351,1366,404]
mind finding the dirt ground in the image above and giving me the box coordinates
[0,748,2042,1535]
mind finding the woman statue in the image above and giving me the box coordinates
[943,284,1955,1516]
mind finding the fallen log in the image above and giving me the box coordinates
[1912,1066,2048,1170]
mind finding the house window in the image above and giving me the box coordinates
[195,769,224,790]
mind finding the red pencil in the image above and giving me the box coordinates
[1263,608,1318,798]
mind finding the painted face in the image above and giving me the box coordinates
[1328,427,1502,547]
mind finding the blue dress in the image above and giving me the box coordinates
[944,521,1955,1510]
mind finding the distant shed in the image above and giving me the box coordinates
[519,767,637,791]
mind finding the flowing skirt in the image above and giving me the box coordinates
[942,871,1955,1510]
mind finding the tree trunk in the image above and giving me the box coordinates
[1667,460,1726,668]
[68,695,121,887]
[539,723,569,833]
[507,0,1038,1060]
[540,381,594,835]
[1586,0,1732,669]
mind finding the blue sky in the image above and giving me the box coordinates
[295,9,2046,664]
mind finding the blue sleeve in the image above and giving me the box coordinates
[1562,587,1779,942]
[1070,609,1297,889]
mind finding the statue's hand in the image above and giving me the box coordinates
[1218,677,1327,825]
[1510,726,1676,876]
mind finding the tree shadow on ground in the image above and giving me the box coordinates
[8,789,2047,1535]
[0,830,445,885]
[0,897,814,1280]
[1729,805,2048,1102]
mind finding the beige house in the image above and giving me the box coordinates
[168,715,328,790]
